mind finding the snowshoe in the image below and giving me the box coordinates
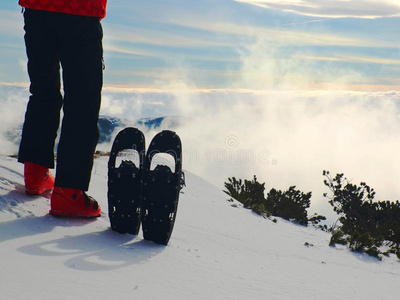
[141,130,185,245]
[108,127,145,235]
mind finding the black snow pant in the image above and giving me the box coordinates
[18,9,103,191]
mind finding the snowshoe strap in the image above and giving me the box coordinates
[108,127,145,170]
[180,172,186,189]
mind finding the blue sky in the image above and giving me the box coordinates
[0,0,399,91]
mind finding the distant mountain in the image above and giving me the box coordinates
[97,115,129,144]
[5,115,182,146]
[97,115,181,143]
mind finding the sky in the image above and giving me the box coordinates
[0,0,400,219]
[0,0,399,91]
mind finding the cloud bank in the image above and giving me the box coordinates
[2,82,400,222]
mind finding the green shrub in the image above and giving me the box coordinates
[224,176,322,226]
[308,213,327,225]
[265,186,311,226]
[329,230,347,247]
[224,176,265,209]
[365,246,382,261]
[324,170,400,260]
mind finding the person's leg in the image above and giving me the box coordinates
[18,9,62,169]
[55,13,103,191]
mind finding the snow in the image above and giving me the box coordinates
[0,155,399,300]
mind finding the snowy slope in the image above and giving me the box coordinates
[0,155,399,300]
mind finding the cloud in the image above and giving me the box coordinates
[102,18,400,90]
[170,18,362,47]
[169,16,399,49]
[295,54,400,66]
[104,23,234,49]
[0,83,28,155]
[103,44,156,58]
[235,0,400,18]
[102,0,400,91]
[98,86,399,222]
[2,83,400,223]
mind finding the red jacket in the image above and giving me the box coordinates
[19,0,107,19]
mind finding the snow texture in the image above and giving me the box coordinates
[0,155,399,300]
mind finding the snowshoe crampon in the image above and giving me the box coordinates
[108,127,145,235]
[141,130,185,245]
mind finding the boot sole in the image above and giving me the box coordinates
[26,188,53,195]
[49,209,101,218]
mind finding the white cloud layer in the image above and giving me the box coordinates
[2,83,400,222]
[236,0,400,18]
[98,87,400,221]
[0,84,28,155]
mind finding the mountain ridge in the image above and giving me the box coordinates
[5,115,182,146]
